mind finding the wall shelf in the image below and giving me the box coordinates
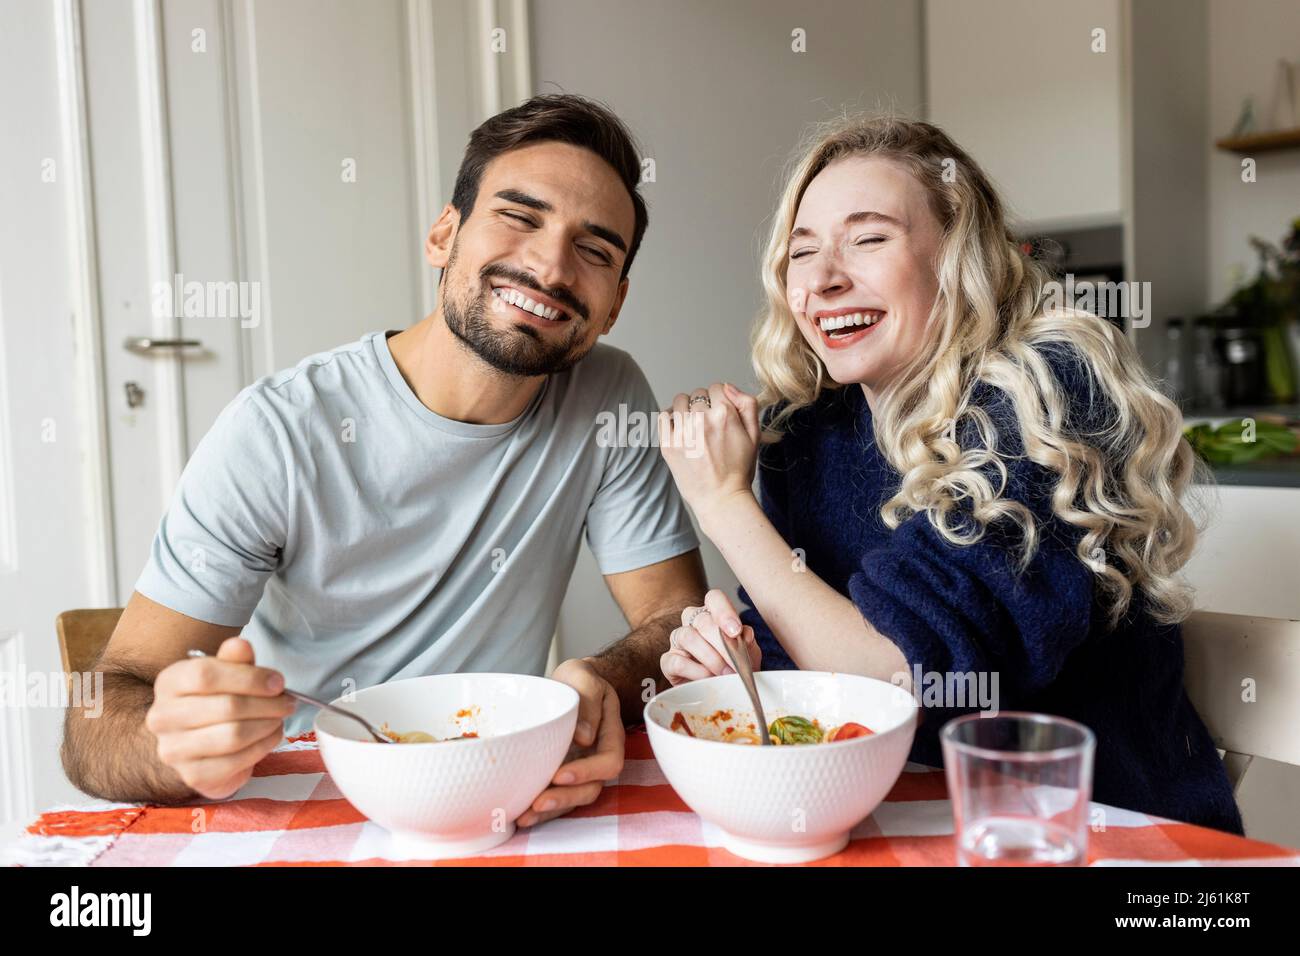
[1215,127,1300,153]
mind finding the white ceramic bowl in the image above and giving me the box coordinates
[315,673,578,856]
[645,671,918,863]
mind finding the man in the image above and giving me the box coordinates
[62,94,708,829]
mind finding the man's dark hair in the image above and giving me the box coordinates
[449,93,648,280]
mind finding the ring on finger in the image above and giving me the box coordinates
[683,607,704,628]
[688,395,710,410]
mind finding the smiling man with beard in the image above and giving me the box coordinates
[62,95,710,829]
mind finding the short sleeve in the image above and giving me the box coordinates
[134,391,289,626]
[584,358,699,575]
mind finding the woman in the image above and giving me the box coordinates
[656,115,1242,834]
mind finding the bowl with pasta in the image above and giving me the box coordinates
[315,673,578,857]
[645,671,918,862]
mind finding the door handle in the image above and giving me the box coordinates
[124,336,203,352]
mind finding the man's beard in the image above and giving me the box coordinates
[442,248,591,377]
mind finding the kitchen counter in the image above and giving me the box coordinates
[1183,406,1300,488]
[1203,455,1300,488]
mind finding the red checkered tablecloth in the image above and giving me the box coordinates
[7,727,1298,866]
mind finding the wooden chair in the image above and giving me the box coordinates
[55,608,124,681]
[1182,610,1300,793]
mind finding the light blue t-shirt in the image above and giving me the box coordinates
[136,331,699,733]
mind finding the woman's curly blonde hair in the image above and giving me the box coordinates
[752,113,1207,627]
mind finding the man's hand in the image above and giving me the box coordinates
[146,635,296,800]
[518,657,625,827]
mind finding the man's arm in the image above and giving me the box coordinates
[63,593,234,802]
[585,549,708,724]
[61,591,292,804]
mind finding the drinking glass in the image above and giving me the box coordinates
[940,711,1096,866]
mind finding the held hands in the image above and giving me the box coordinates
[661,588,762,686]
[658,382,761,520]
[147,636,295,800]
[519,657,625,827]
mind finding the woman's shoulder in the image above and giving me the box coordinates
[952,343,1108,520]
[968,339,1118,447]
[1034,338,1118,426]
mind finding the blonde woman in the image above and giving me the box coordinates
[657,116,1242,834]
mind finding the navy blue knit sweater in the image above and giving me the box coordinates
[738,349,1244,834]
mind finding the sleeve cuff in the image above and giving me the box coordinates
[133,573,258,629]
[847,568,961,677]
[590,529,700,576]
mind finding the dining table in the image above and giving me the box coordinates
[6,726,1298,867]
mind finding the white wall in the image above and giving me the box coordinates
[1205,0,1300,306]
[1123,0,1209,367]
[926,0,1122,231]
[530,0,925,658]
[0,0,108,819]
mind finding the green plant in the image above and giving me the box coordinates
[1184,418,1300,465]
[1223,217,1300,402]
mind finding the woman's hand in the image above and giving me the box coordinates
[658,382,761,521]
[661,588,762,685]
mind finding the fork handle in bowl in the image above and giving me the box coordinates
[720,632,771,746]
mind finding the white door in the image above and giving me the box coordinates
[1,0,528,826]
[90,0,427,597]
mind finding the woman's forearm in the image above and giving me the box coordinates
[699,491,909,683]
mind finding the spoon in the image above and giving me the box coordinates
[186,649,394,743]
[718,630,771,746]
